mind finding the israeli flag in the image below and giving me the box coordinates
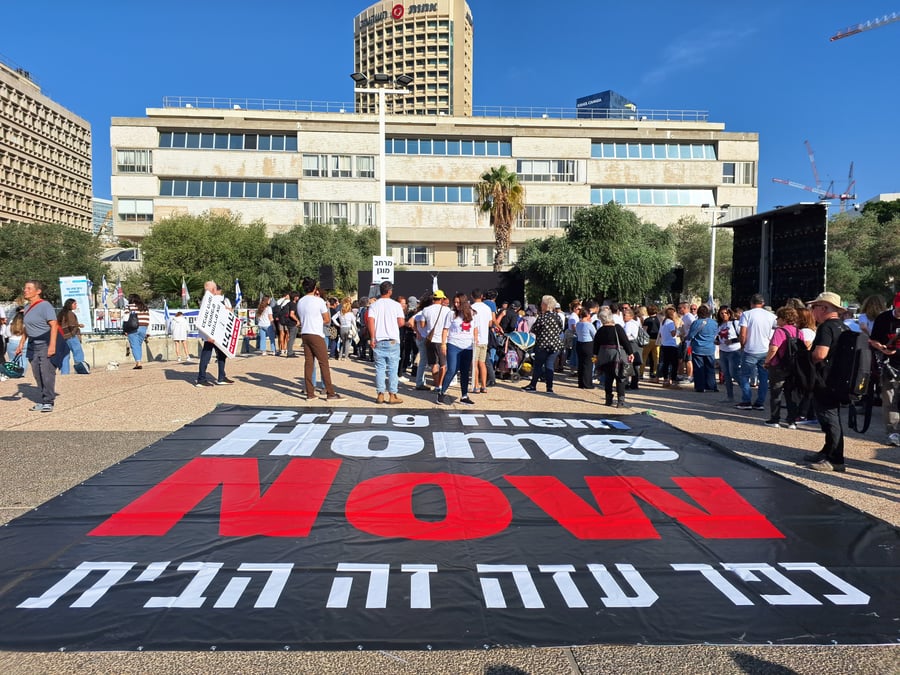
[101,275,109,307]
[235,279,243,311]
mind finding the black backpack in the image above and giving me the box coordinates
[824,326,873,432]
[788,336,820,394]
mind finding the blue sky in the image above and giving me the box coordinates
[3,1,898,212]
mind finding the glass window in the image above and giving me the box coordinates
[420,186,432,202]
[407,186,419,201]
[614,144,627,159]
[406,139,419,154]
[186,132,201,149]
[258,135,270,151]
[640,144,653,159]
[214,133,229,149]
[722,162,736,184]
[461,139,473,155]
[244,182,258,198]
[173,180,187,196]
[393,186,406,201]
[187,180,201,197]
[258,182,271,198]
[487,141,500,156]
[172,132,186,148]
[357,155,375,178]
[652,144,666,159]
[244,134,257,150]
[419,139,433,155]
[215,181,228,197]
[433,186,446,202]
[666,145,680,159]
[229,182,243,198]
[285,135,297,152]
[433,139,446,154]
[460,186,473,202]
[159,132,173,148]
[201,180,214,197]
[499,141,512,156]
[272,182,285,199]
[200,133,214,149]
[447,140,460,155]
[228,134,242,149]
[447,186,460,202]
[474,141,487,156]
[271,135,285,151]
[159,180,173,196]
[286,182,298,199]
[614,189,626,203]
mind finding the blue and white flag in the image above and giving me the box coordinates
[234,279,243,311]
[163,298,171,327]
[181,276,190,308]
[101,275,109,307]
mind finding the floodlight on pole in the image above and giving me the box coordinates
[701,203,730,307]
[351,72,413,257]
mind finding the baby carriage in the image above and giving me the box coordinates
[501,330,536,382]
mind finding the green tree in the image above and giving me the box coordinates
[516,203,675,304]
[0,222,109,303]
[139,212,269,304]
[475,166,526,271]
[668,215,733,304]
[827,208,900,302]
[862,198,900,225]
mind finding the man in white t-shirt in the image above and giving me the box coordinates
[422,290,450,391]
[736,293,776,410]
[470,288,492,394]
[366,281,406,404]
[677,302,696,381]
[297,276,342,401]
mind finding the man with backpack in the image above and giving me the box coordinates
[805,292,848,472]
[868,292,900,447]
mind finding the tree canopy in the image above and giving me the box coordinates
[667,215,733,305]
[515,203,675,304]
[826,203,900,303]
[0,222,109,303]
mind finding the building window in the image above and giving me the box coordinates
[303,201,377,227]
[117,198,153,221]
[159,179,298,200]
[520,205,578,229]
[590,142,716,160]
[386,138,511,157]
[357,155,375,178]
[386,184,474,203]
[396,245,432,266]
[516,159,579,183]
[330,155,352,178]
[116,149,152,173]
[457,245,486,267]
[159,131,297,152]
[304,153,374,178]
[590,187,715,206]
[722,161,755,185]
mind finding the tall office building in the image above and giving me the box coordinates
[354,0,474,116]
[0,58,92,231]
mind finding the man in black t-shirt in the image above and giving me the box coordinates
[805,292,847,472]
[284,292,300,357]
[868,292,900,447]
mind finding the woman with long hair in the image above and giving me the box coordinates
[336,296,357,360]
[658,306,681,387]
[437,292,477,405]
[858,295,886,336]
[256,295,275,355]
[57,298,86,374]
[125,294,150,369]
[593,307,634,407]
[716,306,742,402]
[764,306,800,428]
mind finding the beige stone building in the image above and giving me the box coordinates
[354,0,473,116]
[0,59,92,231]
[110,102,757,270]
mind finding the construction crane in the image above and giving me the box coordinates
[831,12,900,41]
[772,142,857,210]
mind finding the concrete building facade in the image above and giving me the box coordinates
[354,0,473,116]
[0,59,92,231]
[111,102,757,270]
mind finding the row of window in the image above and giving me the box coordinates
[159,179,299,199]
[116,149,152,173]
[386,138,512,157]
[516,159,581,183]
[520,205,577,229]
[117,199,153,221]
[303,202,376,227]
[303,154,375,178]
[386,184,475,203]
[158,132,298,152]
[591,143,717,160]
[591,188,715,206]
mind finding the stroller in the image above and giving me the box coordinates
[501,330,536,382]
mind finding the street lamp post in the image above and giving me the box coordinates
[700,203,730,307]
[350,73,413,258]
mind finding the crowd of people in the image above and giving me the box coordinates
[4,277,899,474]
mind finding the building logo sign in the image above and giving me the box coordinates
[392,3,404,19]
[0,406,897,651]
[408,3,438,14]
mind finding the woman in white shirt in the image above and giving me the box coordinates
[715,306,742,402]
[622,307,643,390]
[256,296,275,356]
[437,292,478,405]
[658,306,681,387]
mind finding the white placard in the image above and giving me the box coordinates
[196,293,242,359]
[372,256,395,284]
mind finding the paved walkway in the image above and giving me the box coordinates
[1,352,898,674]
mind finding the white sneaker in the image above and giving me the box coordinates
[177,357,183,362]
[888,433,900,447]
[399,376,409,383]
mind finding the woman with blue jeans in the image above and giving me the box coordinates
[57,298,85,374]
[686,305,719,393]
[437,292,477,405]
[126,294,150,370]
[523,295,564,394]
[256,296,276,355]
[716,306,742,402]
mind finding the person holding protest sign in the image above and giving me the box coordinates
[195,281,233,387]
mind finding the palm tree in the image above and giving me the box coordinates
[475,166,526,271]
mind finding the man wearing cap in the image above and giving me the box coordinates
[422,290,450,391]
[868,292,900,447]
[806,292,848,472]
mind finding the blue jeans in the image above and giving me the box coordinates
[257,325,275,353]
[198,340,227,383]
[719,350,741,399]
[127,326,147,362]
[739,351,768,404]
[374,340,400,394]
[442,343,473,397]
[691,353,718,392]
[529,347,559,391]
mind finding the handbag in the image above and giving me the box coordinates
[3,354,26,378]
[636,325,651,347]
[613,326,634,378]
[327,324,339,340]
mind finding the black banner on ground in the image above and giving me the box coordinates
[0,406,897,651]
